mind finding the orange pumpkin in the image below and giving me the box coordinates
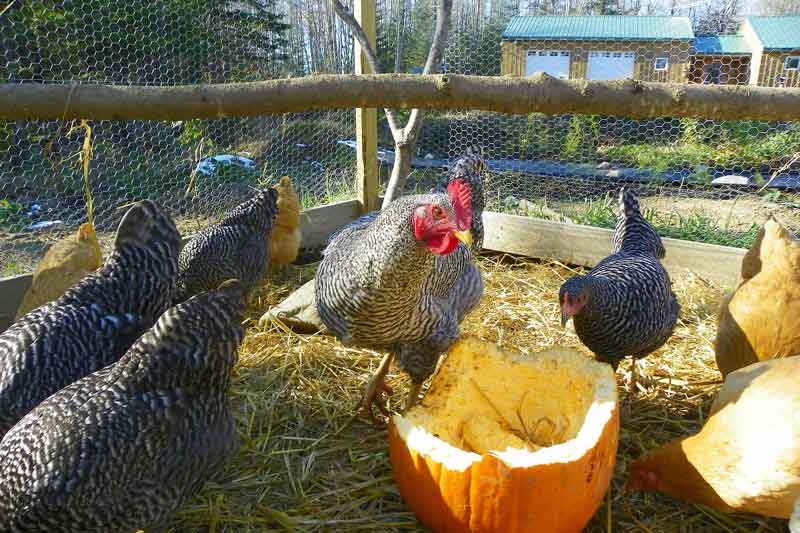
[388,337,619,533]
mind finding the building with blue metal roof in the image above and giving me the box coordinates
[500,15,800,88]
[741,16,800,87]
[500,15,694,83]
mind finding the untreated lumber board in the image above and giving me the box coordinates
[482,211,746,288]
[353,0,380,215]
[0,199,363,333]
[298,199,364,249]
[2,75,799,122]
[0,274,33,334]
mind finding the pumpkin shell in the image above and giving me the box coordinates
[388,337,619,533]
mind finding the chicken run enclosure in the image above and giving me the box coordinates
[3,1,800,531]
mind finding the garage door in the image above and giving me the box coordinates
[587,51,635,80]
[526,50,570,79]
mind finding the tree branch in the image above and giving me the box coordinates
[402,0,452,139]
[328,0,380,74]
[2,76,799,122]
[421,0,452,76]
[328,0,401,135]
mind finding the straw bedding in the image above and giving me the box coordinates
[166,254,787,532]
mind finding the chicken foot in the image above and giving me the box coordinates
[405,382,423,412]
[358,352,395,425]
[622,358,650,395]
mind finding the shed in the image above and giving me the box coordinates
[689,35,751,85]
[741,16,800,87]
[500,15,694,83]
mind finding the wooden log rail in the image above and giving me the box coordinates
[1,74,799,121]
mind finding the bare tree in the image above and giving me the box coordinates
[330,0,453,208]
[757,0,800,14]
[694,0,742,34]
[393,0,407,72]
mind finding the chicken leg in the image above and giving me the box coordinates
[405,382,423,412]
[623,358,643,394]
[358,352,395,424]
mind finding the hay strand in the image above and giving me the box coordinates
[67,119,95,229]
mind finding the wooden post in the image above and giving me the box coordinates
[354,0,379,214]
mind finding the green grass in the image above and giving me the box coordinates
[0,200,33,233]
[1,262,24,278]
[598,128,800,175]
[504,194,760,249]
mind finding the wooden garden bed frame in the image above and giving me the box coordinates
[0,201,745,332]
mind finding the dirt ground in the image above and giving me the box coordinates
[0,215,218,277]
[638,195,800,231]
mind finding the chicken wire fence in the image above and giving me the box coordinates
[0,0,358,275]
[434,31,800,251]
[3,2,800,277]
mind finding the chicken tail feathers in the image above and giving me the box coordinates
[113,200,182,254]
[612,187,666,259]
[219,188,279,231]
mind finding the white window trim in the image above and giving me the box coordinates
[588,51,635,58]
[654,57,669,72]
[527,50,570,57]
[784,56,800,71]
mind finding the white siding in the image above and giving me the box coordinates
[740,19,764,86]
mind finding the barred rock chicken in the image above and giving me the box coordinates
[0,279,244,532]
[258,148,487,335]
[15,222,103,319]
[316,150,486,422]
[559,187,680,393]
[268,176,302,280]
[0,200,181,438]
[175,187,279,303]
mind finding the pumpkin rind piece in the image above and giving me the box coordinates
[388,337,619,533]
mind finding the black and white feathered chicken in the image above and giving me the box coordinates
[559,187,680,392]
[0,279,245,532]
[175,187,279,303]
[316,148,486,422]
[0,200,181,438]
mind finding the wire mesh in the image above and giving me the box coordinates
[2,3,800,278]
[0,0,356,275]
[435,30,800,250]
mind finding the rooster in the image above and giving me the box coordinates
[559,187,680,393]
[0,200,181,438]
[175,187,279,303]
[316,148,486,422]
[0,280,244,532]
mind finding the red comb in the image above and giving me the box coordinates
[447,179,472,231]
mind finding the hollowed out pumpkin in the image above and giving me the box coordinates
[388,337,619,533]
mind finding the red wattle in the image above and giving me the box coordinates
[426,233,459,255]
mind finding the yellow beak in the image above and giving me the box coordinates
[453,229,473,247]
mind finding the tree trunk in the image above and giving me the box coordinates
[382,141,415,207]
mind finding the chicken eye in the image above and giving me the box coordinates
[431,206,445,219]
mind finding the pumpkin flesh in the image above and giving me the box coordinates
[389,337,619,533]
